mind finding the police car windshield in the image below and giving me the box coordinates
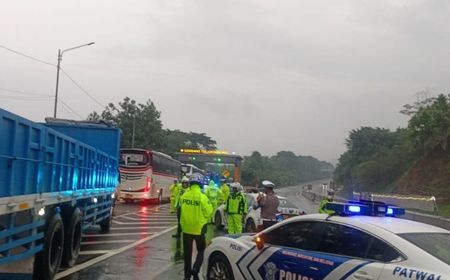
[399,233,450,265]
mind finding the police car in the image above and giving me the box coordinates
[202,201,450,280]
[214,193,304,232]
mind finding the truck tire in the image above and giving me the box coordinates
[62,208,82,267]
[100,204,113,232]
[33,213,64,280]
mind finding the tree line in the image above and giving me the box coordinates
[87,97,217,157]
[241,151,334,187]
[88,97,334,187]
[334,93,450,193]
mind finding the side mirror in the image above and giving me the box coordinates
[255,236,264,250]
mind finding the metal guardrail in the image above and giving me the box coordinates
[301,190,450,230]
[352,192,437,213]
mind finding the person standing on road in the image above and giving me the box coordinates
[180,173,212,280]
[219,178,230,205]
[255,180,280,231]
[226,182,248,234]
[169,179,179,213]
[205,180,222,223]
[319,190,335,214]
[172,176,190,238]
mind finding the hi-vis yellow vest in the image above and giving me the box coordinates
[180,184,212,235]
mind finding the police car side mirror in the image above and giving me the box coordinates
[255,236,264,251]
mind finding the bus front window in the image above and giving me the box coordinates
[120,153,148,166]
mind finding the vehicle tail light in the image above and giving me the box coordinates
[144,177,151,192]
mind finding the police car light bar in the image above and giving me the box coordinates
[326,201,405,217]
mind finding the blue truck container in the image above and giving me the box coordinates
[0,108,120,279]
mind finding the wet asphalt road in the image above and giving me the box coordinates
[54,180,328,280]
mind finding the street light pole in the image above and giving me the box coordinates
[131,115,136,148]
[53,42,95,118]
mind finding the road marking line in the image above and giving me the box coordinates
[55,226,176,279]
[113,220,175,225]
[119,216,177,221]
[83,232,157,237]
[81,239,136,245]
[111,226,169,230]
[79,250,112,255]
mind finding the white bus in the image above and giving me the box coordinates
[118,148,181,203]
[181,163,204,177]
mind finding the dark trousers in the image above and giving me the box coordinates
[183,230,206,279]
[176,207,182,235]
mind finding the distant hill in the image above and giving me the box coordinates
[395,141,450,203]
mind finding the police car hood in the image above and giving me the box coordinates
[225,233,255,239]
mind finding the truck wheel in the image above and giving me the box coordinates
[207,253,234,280]
[100,204,113,232]
[33,213,64,280]
[62,208,82,267]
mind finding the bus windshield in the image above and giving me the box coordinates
[120,152,149,167]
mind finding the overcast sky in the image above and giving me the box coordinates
[1,1,449,163]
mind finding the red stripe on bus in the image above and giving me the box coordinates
[120,167,152,172]
[120,168,177,178]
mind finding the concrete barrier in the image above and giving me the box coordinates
[403,211,450,230]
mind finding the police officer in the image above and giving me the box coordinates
[219,178,230,205]
[319,190,335,214]
[226,182,248,234]
[169,179,179,213]
[172,176,190,238]
[180,173,212,280]
[256,180,280,230]
[204,179,222,223]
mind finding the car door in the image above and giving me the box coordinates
[250,221,336,280]
[315,222,386,280]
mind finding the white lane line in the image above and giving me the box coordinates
[113,220,175,225]
[79,250,112,255]
[55,226,176,280]
[83,232,157,237]
[111,226,169,231]
[119,216,177,221]
[81,239,136,245]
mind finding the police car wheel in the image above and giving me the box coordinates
[207,253,234,280]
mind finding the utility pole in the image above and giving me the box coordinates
[131,115,136,148]
[53,42,95,118]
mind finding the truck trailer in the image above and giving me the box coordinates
[0,108,120,279]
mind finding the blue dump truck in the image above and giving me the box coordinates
[0,108,120,280]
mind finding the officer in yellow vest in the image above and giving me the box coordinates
[219,178,230,205]
[180,173,212,280]
[204,179,222,223]
[169,179,179,213]
[172,176,190,238]
[319,190,335,214]
[226,182,248,234]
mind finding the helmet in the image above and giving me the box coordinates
[181,176,189,183]
[189,173,204,185]
[230,182,241,192]
[261,180,276,189]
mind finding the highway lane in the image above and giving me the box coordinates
[277,179,331,214]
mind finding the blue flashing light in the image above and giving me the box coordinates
[386,208,394,215]
[326,201,405,217]
[348,205,361,213]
